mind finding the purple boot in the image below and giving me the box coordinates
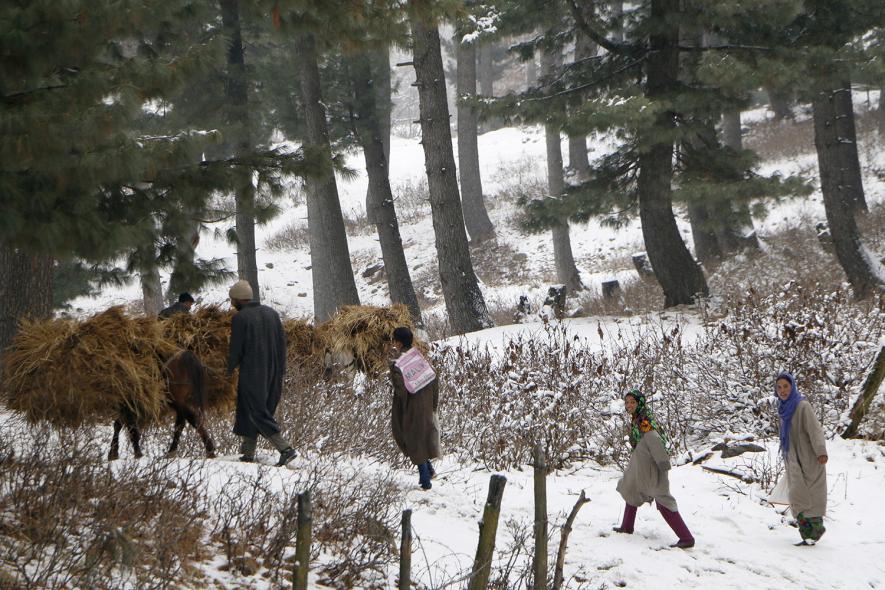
[613,503,637,534]
[657,504,695,548]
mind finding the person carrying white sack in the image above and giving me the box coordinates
[388,326,441,490]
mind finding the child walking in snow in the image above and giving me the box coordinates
[775,372,828,545]
[612,389,696,548]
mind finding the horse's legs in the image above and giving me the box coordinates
[185,411,216,459]
[109,419,123,460]
[166,412,187,457]
[122,410,143,459]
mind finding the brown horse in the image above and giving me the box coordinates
[108,350,216,460]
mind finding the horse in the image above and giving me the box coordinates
[108,350,217,460]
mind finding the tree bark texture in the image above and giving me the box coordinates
[720,109,759,249]
[455,37,496,243]
[141,266,164,316]
[542,46,584,293]
[879,86,885,136]
[687,200,722,264]
[410,8,492,333]
[297,32,361,322]
[0,246,53,360]
[841,345,885,439]
[567,32,594,181]
[610,1,624,43]
[812,73,882,298]
[348,52,423,327]
[478,41,494,97]
[765,84,794,121]
[639,0,708,306]
[365,46,392,225]
[221,0,260,303]
[166,227,200,303]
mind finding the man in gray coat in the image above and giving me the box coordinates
[227,280,296,466]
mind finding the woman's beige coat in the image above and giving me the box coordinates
[783,399,828,518]
[616,430,678,512]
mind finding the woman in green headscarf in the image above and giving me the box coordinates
[613,389,696,548]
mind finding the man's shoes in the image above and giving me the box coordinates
[276,447,297,467]
[612,526,633,534]
[671,539,695,549]
[239,454,255,463]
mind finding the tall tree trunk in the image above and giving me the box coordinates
[141,266,164,316]
[610,1,624,43]
[541,46,584,293]
[166,227,200,303]
[721,109,742,151]
[526,52,538,88]
[567,32,594,181]
[456,36,496,243]
[409,6,491,333]
[879,86,885,136]
[686,200,722,264]
[765,84,794,121]
[478,41,494,97]
[639,0,708,306]
[297,32,361,321]
[221,0,260,302]
[0,247,53,360]
[365,45,392,225]
[812,70,882,298]
[347,52,423,327]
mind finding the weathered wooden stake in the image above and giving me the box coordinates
[467,474,507,590]
[293,490,312,590]
[552,491,590,590]
[842,344,885,439]
[532,443,548,590]
[399,509,412,590]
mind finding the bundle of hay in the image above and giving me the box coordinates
[160,305,237,412]
[282,318,327,379]
[2,307,176,427]
[322,304,419,375]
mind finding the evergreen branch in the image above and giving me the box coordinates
[1,84,69,104]
[676,43,773,52]
[522,55,646,102]
[564,0,636,56]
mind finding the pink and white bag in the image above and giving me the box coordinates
[394,348,436,394]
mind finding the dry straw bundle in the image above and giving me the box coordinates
[282,318,327,378]
[322,304,419,375]
[2,307,176,427]
[160,305,237,412]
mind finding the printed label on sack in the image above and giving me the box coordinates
[394,348,436,394]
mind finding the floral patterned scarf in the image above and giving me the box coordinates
[627,389,666,449]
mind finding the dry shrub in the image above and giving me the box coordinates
[323,304,420,375]
[578,277,665,317]
[161,304,237,412]
[391,176,430,224]
[2,307,176,427]
[0,419,207,588]
[265,220,309,251]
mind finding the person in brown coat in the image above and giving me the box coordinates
[776,371,828,545]
[613,389,695,548]
[389,327,441,490]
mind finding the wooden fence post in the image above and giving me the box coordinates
[467,474,507,590]
[293,490,312,590]
[532,442,548,590]
[399,509,412,590]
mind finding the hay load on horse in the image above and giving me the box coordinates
[160,305,237,412]
[1,307,216,460]
[2,307,175,427]
[322,304,423,375]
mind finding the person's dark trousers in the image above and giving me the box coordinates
[418,461,432,490]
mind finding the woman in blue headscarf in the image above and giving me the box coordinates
[775,372,828,545]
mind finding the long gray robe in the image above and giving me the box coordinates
[227,302,287,439]
[783,399,828,518]
[390,354,441,465]
[616,430,678,511]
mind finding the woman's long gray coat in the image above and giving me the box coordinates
[616,430,678,511]
[783,399,828,518]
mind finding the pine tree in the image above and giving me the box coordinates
[408,0,492,333]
